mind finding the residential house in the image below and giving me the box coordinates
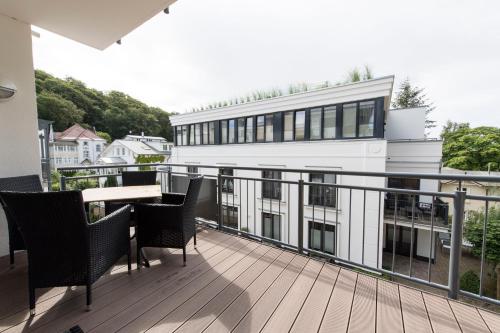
[123,133,174,153]
[98,139,168,165]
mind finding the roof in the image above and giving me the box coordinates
[0,0,177,50]
[115,140,164,155]
[55,124,106,141]
[124,135,168,141]
[98,157,127,165]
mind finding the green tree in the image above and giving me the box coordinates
[441,121,500,171]
[96,131,112,144]
[37,91,85,131]
[391,79,436,129]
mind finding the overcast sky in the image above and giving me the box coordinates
[32,0,500,137]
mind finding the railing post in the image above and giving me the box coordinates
[217,171,223,230]
[448,190,466,299]
[298,179,304,254]
[167,168,172,192]
[60,175,66,191]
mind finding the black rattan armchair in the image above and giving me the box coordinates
[0,191,131,314]
[0,175,43,266]
[135,176,203,267]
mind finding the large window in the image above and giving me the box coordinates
[310,108,322,140]
[220,168,234,193]
[342,103,357,138]
[189,124,195,145]
[228,119,235,144]
[309,221,335,255]
[221,120,228,144]
[238,118,245,143]
[246,117,254,142]
[209,122,215,144]
[323,106,336,139]
[262,170,281,200]
[359,101,375,137]
[256,116,265,142]
[265,114,274,142]
[202,123,209,144]
[223,206,238,229]
[283,111,294,141]
[309,173,336,208]
[295,110,305,140]
[262,213,280,241]
[195,124,201,145]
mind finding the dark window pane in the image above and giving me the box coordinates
[308,173,336,208]
[223,206,238,229]
[359,101,375,137]
[310,108,322,140]
[228,119,235,143]
[342,103,356,138]
[262,171,281,200]
[246,117,254,142]
[221,120,228,144]
[308,221,335,254]
[176,126,182,145]
[238,118,245,143]
[265,114,273,142]
[262,213,280,240]
[257,116,265,142]
[283,111,294,141]
[324,106,336,139]
[295,110,305,140]
[220,168,234,193]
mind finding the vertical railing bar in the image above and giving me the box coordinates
[217,172,223,230]
[362,189,366,265]
[392,193,398,273]
[298,179,304,254]
[335,180,339,257]
[322,186,326,254]
[238,178,241,231]
[409,195,416,277]
[312,183,315,223]
[246,179,249,231]
[377,191,381,269]
[449,191,465,299]
[288,183,291,244]
[479,201,489,297]
[428,195,435,283]
[348,188,352,261]
[254,180,256,236]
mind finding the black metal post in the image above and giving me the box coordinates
[298,179,304,254]
[448,190,466,299]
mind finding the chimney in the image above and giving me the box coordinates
[141,131,145,138]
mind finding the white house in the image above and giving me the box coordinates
[98,139,168,165]
[123,133,174,153]
[50,124,106,168]
[169,76,443,268]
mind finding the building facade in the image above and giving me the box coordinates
[98,139,169,165]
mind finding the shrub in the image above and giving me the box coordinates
[104,175,118,187]
[460,270,480,294]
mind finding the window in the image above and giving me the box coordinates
[220,168,234,193]
[209,122,215,144]
[256,116,265,142]
[222,206,238,229]
[115,148,120,155]
[83,141,89,146]
[246,117,254,142]
[283,112,294,141]
[83,150,89,158]
[195,124,201,145]
[163,144,168,151]
[309,222,335,255]
[203,123,209,144]
[262,213,280,241]
[187,166,198,176]
[265,114,273,142]
[237,118,245,143]
[221,120,228,144]
[189,125,195,145]
[294,110,305,140]
[342,103,357,138]
[228,119,235,144]
[309,173,336,208]
[182,125,188,146]
[359,101,375,137]
[262,170,281,200]
[74,157,78,164]
[310,108,322,140]
[177,126,182,145]
[56,157,62,164]
[122,148,125,155]
[96,144,101,152]
[323,106,336,139]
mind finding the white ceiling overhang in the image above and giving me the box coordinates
[0,0,177,50]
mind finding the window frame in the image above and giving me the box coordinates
[294,110,306,141]
[222,205,239,229]
[262,212,281,241]
[308,173,337,208]
[308,221,335,255]
[220,168,234,194]
[262,170,282,200]
[256,115,265,142]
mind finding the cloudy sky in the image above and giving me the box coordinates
[32,0,500,137]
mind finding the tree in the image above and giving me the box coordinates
[441,121,500,171]
[391,79,436,129]
[37,91,85,131]
[96,131,112,144]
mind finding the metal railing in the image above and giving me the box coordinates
[57,163,500,306]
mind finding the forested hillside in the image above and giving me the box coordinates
[35,70,173,141]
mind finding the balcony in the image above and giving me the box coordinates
[1,226,499,333]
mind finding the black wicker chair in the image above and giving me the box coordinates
[0,175,43,266]
[135,176,203,267]
[0,191,131,314]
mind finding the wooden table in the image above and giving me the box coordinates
[82,185,162,203]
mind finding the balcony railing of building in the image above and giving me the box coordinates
[56,162,500,307]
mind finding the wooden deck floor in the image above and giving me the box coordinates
[0,228,499,333]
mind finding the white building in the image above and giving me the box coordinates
[50,124,106,168]
[98,139,169,165]
[123,134,174,153]
[169,76,443,268]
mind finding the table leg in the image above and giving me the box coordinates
[141,249,150,268]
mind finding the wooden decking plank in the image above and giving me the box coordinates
[202,250,295,333]
[376,279,404,333]
[231,255,309,333]
[479,309,500,333]
[261,260,324,333]
[19,231,239,333]
[449,300,490,333]
[174,248,284,333]
[98,239,259,333]
[348,273,378,333]
[318,268,357,333]
[422,293,461,333]
[399,285,433,333]
[145,245,271,332]
[290,262,340,333]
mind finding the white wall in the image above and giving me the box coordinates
[0,14,41,256]
[385,107,426,140]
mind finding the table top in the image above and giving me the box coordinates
[82,185,162,203]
